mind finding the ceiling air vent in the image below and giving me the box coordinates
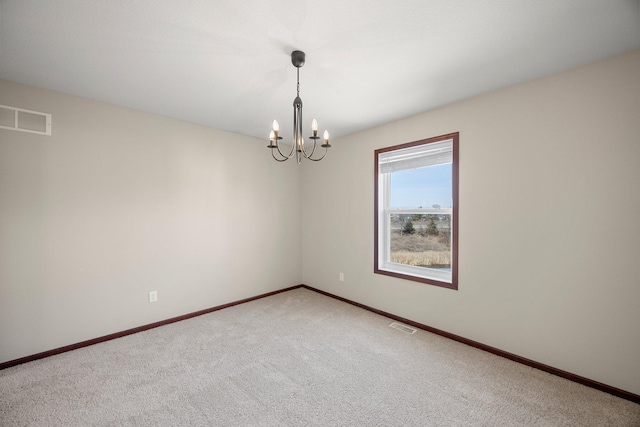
[0,105,52,136]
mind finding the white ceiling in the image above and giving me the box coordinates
[1,0,639,140]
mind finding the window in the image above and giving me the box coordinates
[374,133,458,289]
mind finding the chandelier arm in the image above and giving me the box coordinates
[294,101,303,164]
[305,147,329,162]
[293,106,299,153]
[273,140,295,160]
[285,139,297,158]
[299,137,318,159]
[283,143,296,159]
[270,149,290,162]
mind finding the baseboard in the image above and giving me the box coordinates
[299,285,640,405]
[2,283,638,405]
[0,284,303,371]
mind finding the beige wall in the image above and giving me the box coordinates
[2,49,639,396]
[302,49,640,395]
[0,79,302,363]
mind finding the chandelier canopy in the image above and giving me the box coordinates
[268,50,330,163]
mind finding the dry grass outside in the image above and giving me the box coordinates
[391,250,451,267]
[390,232,451,267]
[391,233,449,252]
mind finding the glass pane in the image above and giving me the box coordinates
[390,163,452,209]
[389,163,452,270]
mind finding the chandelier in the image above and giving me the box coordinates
[268,50,331,163]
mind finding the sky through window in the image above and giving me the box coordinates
[390,163,452,209]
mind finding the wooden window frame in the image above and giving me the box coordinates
[374,132,459,290]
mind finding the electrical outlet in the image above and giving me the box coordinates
[339,272,344,282]
[149,291,158,303]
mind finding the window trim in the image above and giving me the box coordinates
[374,132,459,290]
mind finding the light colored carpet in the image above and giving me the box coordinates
[1,288,639,426]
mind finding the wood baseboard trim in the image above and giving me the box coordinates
[3,283,637,404]
[0,284,303,371]
[300,285,640,405]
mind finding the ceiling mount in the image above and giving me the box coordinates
[291,50,306,68]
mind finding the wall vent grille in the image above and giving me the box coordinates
[0,105,51,136]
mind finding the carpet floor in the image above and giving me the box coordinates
[1,288,639,426]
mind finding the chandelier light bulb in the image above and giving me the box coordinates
[272,120,279,132]
[323,130,329,142]
[312,119,318,131]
